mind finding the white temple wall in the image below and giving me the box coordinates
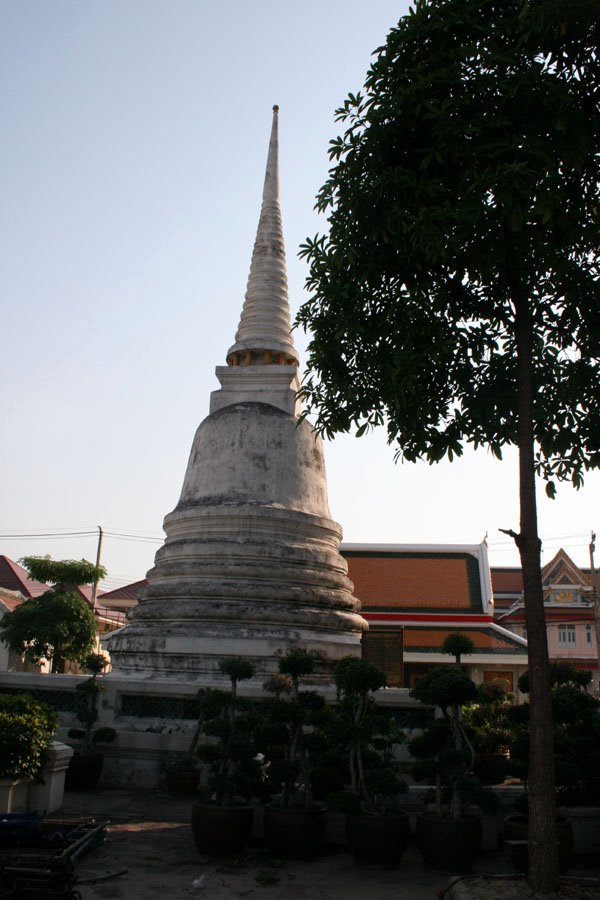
[0,671,427,789]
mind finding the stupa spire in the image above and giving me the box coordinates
[226,105,299,366]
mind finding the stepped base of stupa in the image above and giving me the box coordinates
[107,403,366,681]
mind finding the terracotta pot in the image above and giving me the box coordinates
[474,751,509,785]
[503,813,573,874]
[64,754,104,791]
[264,804,327,859]
[191,802,254,855]
[558,805,600,857]
[346,811,410,867]
[416,813,482,872]
[165,769,199,796]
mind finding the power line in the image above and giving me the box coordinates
[103,532,162,544]
[0,528,162,543]
[0,531,97,539]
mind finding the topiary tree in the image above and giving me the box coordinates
[0,556,105,671]
[509,664,600,805]
[68,652,116,757]
[410,666,479,820]
[441,632,475,665]
[328,656,407,815]
[260,649,328,810]
[195,658,260,806]
[462,681,516,785]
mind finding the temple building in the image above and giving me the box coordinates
[107,107,366,682]
[496,548,599,691]
[341,543,528,692]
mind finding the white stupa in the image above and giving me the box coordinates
[108,107,366,681]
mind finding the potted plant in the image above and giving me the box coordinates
[409,663,495,871]
[65,652,116,790]
[0,693,59,812]
[503,664,599,868]
[161,691,209,796]
[191,658,260,855]
[462,680,514,785]
[552,669,600,858]
[162,754,201,796]
[260,649,329,859]
[327,657,409,866]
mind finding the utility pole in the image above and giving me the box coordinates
[589,531,599,695]
[91,525,103,610]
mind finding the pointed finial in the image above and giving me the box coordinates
[226,106,299,367]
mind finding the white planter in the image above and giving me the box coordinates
[28,741,74,815]
[0,742,74,816]
[559,806,600,857]
[0,777,30,813]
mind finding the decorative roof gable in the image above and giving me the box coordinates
[541,548,590,589]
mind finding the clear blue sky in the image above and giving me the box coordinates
[1,1,598,590]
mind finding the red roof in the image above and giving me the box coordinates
[0,590,23,612]
[0,556,52,598]
[76,584,104,602]
[99,579,147,602]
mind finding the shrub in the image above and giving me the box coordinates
[0,693,59,781]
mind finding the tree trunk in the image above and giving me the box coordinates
[512,287,559,893]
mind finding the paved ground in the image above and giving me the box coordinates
[56,789,599,900]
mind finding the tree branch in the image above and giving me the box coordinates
[499,527,521,545]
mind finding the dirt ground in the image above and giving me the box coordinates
[55,788,600,900]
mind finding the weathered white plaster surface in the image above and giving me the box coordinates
[210,365,300,416]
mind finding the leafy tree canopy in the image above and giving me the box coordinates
[296,0,599,497]
[278,648,317,680]
[410,664,478,710]
[333,656,387,695]
[20,555,106,587]
[441,632,475,664]
[0,591,97,666]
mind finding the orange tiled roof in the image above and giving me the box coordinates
[343,552,481,613]
[491,568,523,593]
[401,626,526,655]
